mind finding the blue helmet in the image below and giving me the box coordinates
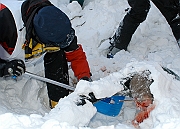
[33,5,75,48]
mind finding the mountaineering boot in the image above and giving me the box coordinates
[107,45,121,58]
[107,47,121,58]
[49,99,58,109]
[107,37,121,58]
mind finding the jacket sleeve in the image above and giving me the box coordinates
[0,3,17,55]
[65,45,91,80]
[0,58,7,77]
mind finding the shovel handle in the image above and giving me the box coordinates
[25,71,75,91]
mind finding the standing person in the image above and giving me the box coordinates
[21,0,92,108]
[107,0,180,58]
[0,3,25,78]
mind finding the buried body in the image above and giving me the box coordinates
[124,71,155,128]
[82,63,180,128]
[124,66,180,128]
[89,70,156,128]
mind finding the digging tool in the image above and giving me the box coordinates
[24,71,125,116]
[93,95,125,117]
[24,71,75,91]
[119,98,154,102]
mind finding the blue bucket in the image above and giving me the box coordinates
[93,95,125,117]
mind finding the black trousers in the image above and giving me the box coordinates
[44,50,69,102]
[114,0,180,50]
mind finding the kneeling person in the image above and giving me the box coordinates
[21,0,92,108]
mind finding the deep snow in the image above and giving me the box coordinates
[1,0,180,129]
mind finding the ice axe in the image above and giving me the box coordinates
[24,71,125,117]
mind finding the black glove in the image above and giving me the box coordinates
[3,59,25,77]
[76,92,99,106]
[64,36,79,52]
[80,76,93,82]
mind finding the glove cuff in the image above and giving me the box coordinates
[64,36,79,52]
[0,58,7,77]
[80,76,92,82]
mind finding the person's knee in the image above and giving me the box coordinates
[128,0,135,7]
[128,0,150,23]
[128,9,149,23]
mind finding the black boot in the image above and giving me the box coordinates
[107,17,140,58]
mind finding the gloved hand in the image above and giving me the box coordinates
[64,36,79,52]
[76,92,99,106]
[80,76,92,82]
[3,59,25,77]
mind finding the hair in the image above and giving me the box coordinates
[130,72,154,102]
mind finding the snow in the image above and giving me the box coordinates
[1,0,180,129]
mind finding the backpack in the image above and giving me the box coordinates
[21,0,60,60]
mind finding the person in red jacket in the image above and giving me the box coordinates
[0,3,25,78]
[21,0,92,108]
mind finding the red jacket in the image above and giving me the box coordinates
[65,45,91,80]
[0,3,17,55]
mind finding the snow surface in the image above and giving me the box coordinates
[1,0,180,129]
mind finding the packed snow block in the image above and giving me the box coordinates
[93,95,125,117]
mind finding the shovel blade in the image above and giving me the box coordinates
[93,95,125,117]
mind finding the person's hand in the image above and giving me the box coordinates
[76,92,98,106]
[80,76,92,82]
[3,59,25,77]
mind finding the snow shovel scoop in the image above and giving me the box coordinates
[93,95,125,117]
[24,71,125,116]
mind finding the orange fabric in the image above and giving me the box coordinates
[0,3,6,11]
[132,104,155,128]
[65,45,90,80]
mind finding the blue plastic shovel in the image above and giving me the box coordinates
[93,95,125,117]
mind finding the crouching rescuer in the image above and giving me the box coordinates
[21,0,92,108]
